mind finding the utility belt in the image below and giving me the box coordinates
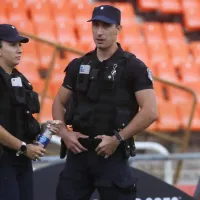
[60,131,136,159]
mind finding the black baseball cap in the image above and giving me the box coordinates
[87,5,121,25]
[0,24,29,43]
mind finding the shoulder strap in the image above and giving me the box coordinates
[0,67,11,88]
[124,51,136,59]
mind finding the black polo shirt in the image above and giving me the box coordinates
[63,44,153,93]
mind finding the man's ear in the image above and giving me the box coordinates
[116,25,122,35]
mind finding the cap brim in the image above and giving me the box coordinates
[3,35,29,43]
[87,16,116,24]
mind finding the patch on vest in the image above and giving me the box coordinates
[147,68,153,81]
[79,65,91,74]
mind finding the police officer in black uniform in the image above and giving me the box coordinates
[53,5,158,200]
[0,24,60,200]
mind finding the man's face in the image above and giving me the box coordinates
[92,20,121,50]
[0,41,22,67]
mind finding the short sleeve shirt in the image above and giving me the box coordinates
[125,57,153,93]
[62,58,81,92]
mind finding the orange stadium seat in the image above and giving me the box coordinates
[178,103,200,131]
[21,41,39,69]
[157,102,181,132]
[34,20,57,69]
[142,22,165,45]
[121,22,141,43]
[148,43,170,67]
[163,23,185,45]
[53,55,68,72]
[120,23,142,50]
[184,82,200,103]
[50,0,74,27]
[153,82,166,103]
[69,0,91,5]
[146,121,157,131]
[56,22,77,48]
[114,2,135,26]
[159,0,182,14]
[38,97,53,123]
[49,71,66,98]
[137,0,159,12]
[183,8,200,32]
[182,0,200,10]
[128,41,150,69]
[37,45,55,70]
[91,2,113,7]
[167,86,192,105]
[78,31,95,52]
[76,22,95,51]
[168,42,190,67]
[182,0,200,31]
[0,2,8,23]
[180,62,200,83]
[74,3,93,27]
[190,42,200,64]
[34,20,56,42]
[25,0,46,4]
[28,1,52,22]
[114,2,134,16]
[156,62,179,83]
[7,0,28,24]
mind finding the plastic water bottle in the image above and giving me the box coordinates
[36,120,61,148]
[36,127,53,148]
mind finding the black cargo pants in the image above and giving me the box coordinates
[56,146,137,200]
[0,151,33,200]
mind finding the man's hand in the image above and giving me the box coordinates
[95,135,120,159]
[61,130,88,154]
[25,144,46,161]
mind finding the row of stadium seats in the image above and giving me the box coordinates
[1,0,199,69]
[11,20,200,70]
[137,0,200,32]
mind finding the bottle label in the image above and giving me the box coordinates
[37,134,50,148]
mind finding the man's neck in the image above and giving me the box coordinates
[97,43,118,62]
[0,61,13,75]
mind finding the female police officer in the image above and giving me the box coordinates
[0,24,59,200]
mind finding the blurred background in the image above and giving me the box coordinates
[1,0,200,197]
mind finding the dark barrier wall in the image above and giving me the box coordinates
[33,162,195,200]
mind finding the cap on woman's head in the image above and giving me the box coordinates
[87,5,121,25]
[0,24,29,43]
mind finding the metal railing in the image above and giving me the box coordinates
[19,31,197,185]
[148,77,197,184]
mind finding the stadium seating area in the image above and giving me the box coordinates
[1,0,200,131]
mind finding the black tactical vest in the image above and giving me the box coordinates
[0,67,41,145]
[71,51,139,136]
